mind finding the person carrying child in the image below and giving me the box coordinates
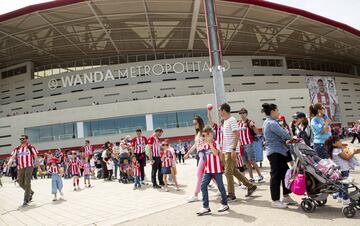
[324,135,360,205]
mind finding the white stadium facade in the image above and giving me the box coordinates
[0,0,359,157]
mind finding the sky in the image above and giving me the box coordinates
[0,0,359,30]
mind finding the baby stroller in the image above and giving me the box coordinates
[290,141,360,218]
[118,153,133,184]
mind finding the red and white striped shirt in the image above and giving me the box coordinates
[238,120,255,145]
[82,162,91,175]
[147,135,161,157]
[82,145,93,157]
[11,144,38,170]
[203,142,223,174]
[68,158,80,175]
[48,165,60,174]
[132,161,141,177]
[131,136,147,154]
[161,150,173,167]
[213,123,223,150]
[236,152,244,168]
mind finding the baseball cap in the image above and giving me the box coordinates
[155,128,163,132]
[293,112,306,119]
[278,115,286,121]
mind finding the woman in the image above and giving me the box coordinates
[293,112,312,147]
[309,103,331,159]
[262,103,296,209]
[184,115,205,202]
[101,141,113,180]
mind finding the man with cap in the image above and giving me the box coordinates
[147,128,164,188]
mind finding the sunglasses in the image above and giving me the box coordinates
[239,112,246,114]
[19,138,26,140]
[162,144,169,147]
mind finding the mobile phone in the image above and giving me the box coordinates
[323,114,328,120]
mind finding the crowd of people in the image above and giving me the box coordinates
[1,102,359,216]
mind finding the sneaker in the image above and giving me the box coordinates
[133,186,137,190]
[271,200,288,209]
[227,196,237,202]
[73,187,77,191]
[342,199,351,205]
[153,184,161,189]
[22,201,28,207]
[217,204,229,212]
[52,198,57,202]
[249,178,255,183]
[332,192,339,199]
[245,185,257,197]
[282,196,297,205]
[165,188,169,192]
[29,191,34,202]
[176,186,180,191]
[77,186,80,190]
[187,196,199,203]
[239,185,247,190]
[337,197,343,203]
[60,192,64,197]
[196,207,211,216]
[257,175,264,182]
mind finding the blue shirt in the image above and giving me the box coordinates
[263,116,291,156]
[311,117,331,144]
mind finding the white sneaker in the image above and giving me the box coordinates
[60,192,64,197]
[165,188,169,192]
[337,197,343,203]
[342,199,351,205]
[187,196,199,203]
[197,207,211,216]
[77,186,80,190]
[217,204,229,212]
[282,196,297,205]
[271,201,288,209]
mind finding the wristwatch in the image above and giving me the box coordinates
[232,148,236,151]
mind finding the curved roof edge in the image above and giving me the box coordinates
[226,0,360,37]
[0,0,359,37]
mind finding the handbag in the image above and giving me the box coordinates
[291,173,306,195]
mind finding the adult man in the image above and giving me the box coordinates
[8,135,38,207]
[131,129,148,183]
[219,103,257,201]
[147,128,164,188]
[238,108,264,183]
[311,79,338,120]
[82,140,94,160]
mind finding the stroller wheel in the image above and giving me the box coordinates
[355,200,360,210]
[342,206,356,218]
[315,200,327,207]
[301,199,316,213]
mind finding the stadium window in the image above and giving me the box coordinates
[33,96,43,99]
[260,59,268,66]
[1,96,9,99]
[15,93,25,96]
[1,90,10,93]
[153,109,207,129]
[25,122,77,143]
[252,59,260,66]
[0,144,11,148]
[268,59,276,67]
[242,83,255,85]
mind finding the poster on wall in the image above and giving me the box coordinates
[306,76,341,122]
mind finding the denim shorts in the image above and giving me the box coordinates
[243,143,256,162]
[161,167,171,175]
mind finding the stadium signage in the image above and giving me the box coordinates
[48,60,231,90]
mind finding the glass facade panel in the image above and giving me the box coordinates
[25,122,77,143]
[153,109,207,129]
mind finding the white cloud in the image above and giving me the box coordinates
[266,0,360,30]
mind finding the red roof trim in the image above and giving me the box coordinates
[0,0,85,22]
[225,0,360,37]
[0,0,359,37]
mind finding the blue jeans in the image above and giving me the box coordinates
[52,174,63,194]
[113,158,119,178]
[134,176,140,187]
[201,173,227,208]
[313,143,328,159]
[339,171,349,200]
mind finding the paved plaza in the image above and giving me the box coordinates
[1,143,360,226]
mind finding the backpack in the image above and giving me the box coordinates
[297,125,311,146]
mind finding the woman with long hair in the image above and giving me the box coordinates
[309,103,331,159]
[184,115,206,202]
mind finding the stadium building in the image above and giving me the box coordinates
[0,0,359,156]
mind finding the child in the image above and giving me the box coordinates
[83,158,92,188]
[120,159,131,183]
[324,135,360,205]
[160,141,179,192]
[107,158,114,181]
[90,155,96,179]
[48,157,64,201]
[132,156,141,189]
[68,151,81,190]
[197,125,229,216]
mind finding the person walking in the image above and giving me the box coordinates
[261,103,297,209]
[7,135,38,207]
[219,103,257,202]
[131,129,148,183]
[350,121,360,144]
[82,140,94,160]
[309,103,331,159]
[237,108,264,183]
[148,128,164,188]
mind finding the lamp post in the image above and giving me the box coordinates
[204,0,226,121]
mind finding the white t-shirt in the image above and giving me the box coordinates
[169,147,176,165]
[90,158,95,167]
[222,116,240,152]
[332,148,350,171]
[107,160,114,170]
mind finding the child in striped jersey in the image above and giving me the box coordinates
[132,156,141,189]
[48,157,64,201]
[68,151,81,191]
[83,158,92,188]
[197,126,229,216]
[161,141,180,192]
